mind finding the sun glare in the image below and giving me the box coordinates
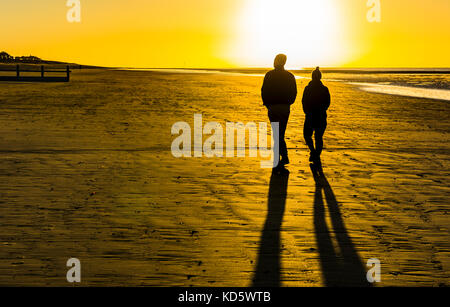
[232,0,345,68]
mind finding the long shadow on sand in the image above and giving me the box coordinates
[311,163,371,287]
[252,166,290,287]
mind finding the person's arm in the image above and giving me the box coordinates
[289,74,297,105]
[261,74,269,105]
[324,87,331,111]
[302,86,310,114]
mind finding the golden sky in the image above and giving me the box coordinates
[1,0,449,68]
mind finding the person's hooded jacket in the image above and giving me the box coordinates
[302,78,330,115]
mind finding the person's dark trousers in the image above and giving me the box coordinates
[304,113,327,158]
[267,104,291,160]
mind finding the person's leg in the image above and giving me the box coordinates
[279,107,290,161]
[268,107,282,163]
[314,120,327,157]
[303,117,315,154]
[268,105,290,164]
[314,129,323,156]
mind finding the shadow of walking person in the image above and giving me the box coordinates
[311,163,371,287]
[252,166,290,287]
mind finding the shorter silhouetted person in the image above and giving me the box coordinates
[262,54,297,166]
[302,67,330,164]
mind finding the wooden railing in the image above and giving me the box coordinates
[0,65,72,82]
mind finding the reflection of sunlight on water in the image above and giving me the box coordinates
[350,82,450,101]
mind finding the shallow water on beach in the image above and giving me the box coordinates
[139,68,450,101]
[326,72,450,101]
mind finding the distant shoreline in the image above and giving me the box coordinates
[114,67,450,75]
[0,62,104,69]
[2,62,449,74]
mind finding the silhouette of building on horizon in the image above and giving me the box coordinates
[0,51,42,64]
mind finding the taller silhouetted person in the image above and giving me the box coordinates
[302,67,330,164]
[262,54,297,166]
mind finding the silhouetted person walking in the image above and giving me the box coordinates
[302,67,330,164]
[262,54,297,166]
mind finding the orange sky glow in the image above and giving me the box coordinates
[1,0,449,68]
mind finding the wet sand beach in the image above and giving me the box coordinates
[0,69,449,286]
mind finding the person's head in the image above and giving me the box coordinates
[312,66,322,81]
[274,54,287,69]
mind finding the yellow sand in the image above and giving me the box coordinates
[0,69,448,286]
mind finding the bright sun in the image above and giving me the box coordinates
[232,0,345,68]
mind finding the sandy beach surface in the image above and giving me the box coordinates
[0,69,448,286]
